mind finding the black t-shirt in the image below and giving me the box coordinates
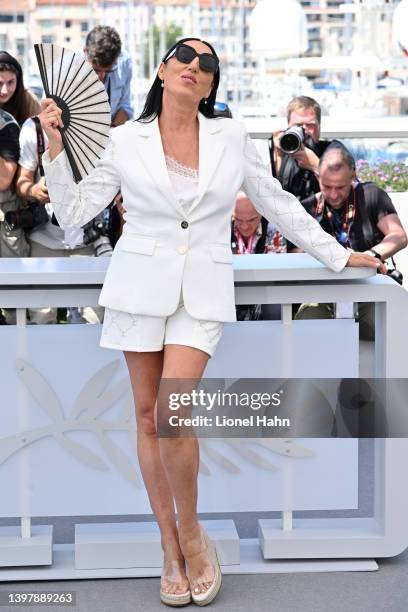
[0,109,20,163]
[286,182,397,252]
[272,139,332,201]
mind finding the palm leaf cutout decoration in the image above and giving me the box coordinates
[34,43,111,182]
[15,358,64,422]
[70,360,121,420]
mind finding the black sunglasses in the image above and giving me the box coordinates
[166,43,219,74]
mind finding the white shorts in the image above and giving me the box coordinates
[99,293,224,357]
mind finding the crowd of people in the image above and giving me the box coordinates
[240,95,407,340]
[0,26,133,324]
[0,28,407,339]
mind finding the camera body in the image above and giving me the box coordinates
[279,125,306,155]
[4,201,49,232]
[387,268,403,285]
[82,210,113,257]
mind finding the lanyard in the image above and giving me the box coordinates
[316,186,356,248]
[235,228,255,254]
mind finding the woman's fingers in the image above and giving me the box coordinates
[346,252,388,274]
[38,100,64,146]
[360,254,380,268]
[40,98,64,128]
[40,98,53,111]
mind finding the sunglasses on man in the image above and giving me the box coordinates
[165,43,219,74]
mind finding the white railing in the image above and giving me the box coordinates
[0,255,406,378]
[248,118,408,140]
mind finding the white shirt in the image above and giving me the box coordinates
[19,117,85,249]
[165,155,198,217]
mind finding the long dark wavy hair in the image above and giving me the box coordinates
[137,37,220,123]
[0,51,30,126]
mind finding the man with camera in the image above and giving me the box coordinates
[0,108,30,257]
[16,115,102,324]
[287,142,407,340]
[270,96,331,201]
[84,26,133,128]
[83,26,134,245]
[0,108,31,324]
[16,116,97,259]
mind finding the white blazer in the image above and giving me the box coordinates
[42,112,349,322]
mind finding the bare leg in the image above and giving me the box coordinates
[123,350,189,595]
[158,344,216,596]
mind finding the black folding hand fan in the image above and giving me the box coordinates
[34,43,111,182]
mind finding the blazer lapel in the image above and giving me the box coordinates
[190,112,225,215]
[132,113,225,217]
[132,119,185,216]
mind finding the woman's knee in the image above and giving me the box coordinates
[158,436,198,460]
[135,398,157,435]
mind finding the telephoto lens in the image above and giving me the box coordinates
[213,102,232,118]
[279,125,305,154]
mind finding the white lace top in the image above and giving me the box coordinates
[165,154,199,216]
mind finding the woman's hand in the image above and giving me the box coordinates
[39,99,64,159]
[346,251,388,275]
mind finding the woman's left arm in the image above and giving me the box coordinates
[240,127,350,273]
[41,136,121,230]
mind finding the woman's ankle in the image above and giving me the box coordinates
[160,525,184,558]
[178,521,205,556]
[178,519,200,538]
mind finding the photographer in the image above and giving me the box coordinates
[288,142,407,340]
[270,96,332,201]
[0,108,30,324]
[16,115,105,324]
[16,116,97,258]
[84,26,133,128]
[0,109,29,256]
[83,26,134,245]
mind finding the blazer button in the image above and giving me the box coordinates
[181,220,189,229]
[178,245,188,254]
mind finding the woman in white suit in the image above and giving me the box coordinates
[39,37,385,607]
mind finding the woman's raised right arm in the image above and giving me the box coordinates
[39,98,121,229]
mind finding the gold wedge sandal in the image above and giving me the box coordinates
[160,559,192,607]
[185,526,222,607]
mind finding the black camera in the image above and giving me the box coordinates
[387,268,403,286]
[279,125,306,154]
[4,201,49,231]
[83,210,113,257]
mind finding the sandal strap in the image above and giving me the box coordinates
[182,526,209,561]
[184,542,208,562]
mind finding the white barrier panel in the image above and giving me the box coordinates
[0,323,358,516]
